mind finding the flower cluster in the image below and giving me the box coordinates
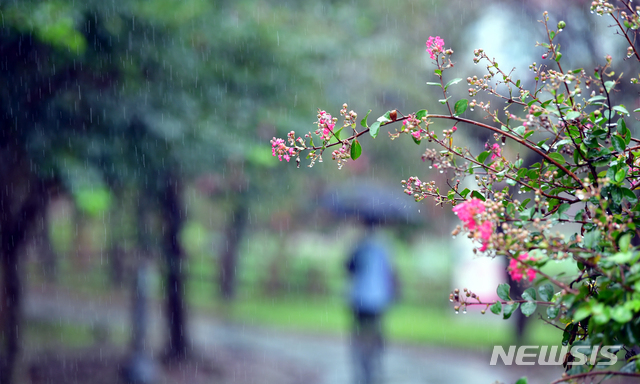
[401,114,425,140]
[452,198,493,252]
[271,137,295,162]
[488,143,501,161]
[508,253,537,282]
[315,110,336,141]
[271,131,303,163]
[426,36,445,60]
[331,143,351,169]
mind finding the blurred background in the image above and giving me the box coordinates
[0,0,635,383]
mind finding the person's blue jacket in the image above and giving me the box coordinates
[346,236,394,314]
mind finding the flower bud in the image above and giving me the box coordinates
[557,20,566,30]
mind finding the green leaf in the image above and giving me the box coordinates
[497,283,511,301]
[613,105,630,115]
[538,284,554,302]
[460,188,470,198]
[583,230,601,249]
[574,305,591,322]
[521,301,537,317]
[350,139,362,160]
[415,109,428,120]
[618,233,631,252]
[360,110,372,128]
[565,111,580,120]
[377,112,391,123]
[444,78,463,91]
[555,52,562,62]
[426,82,441,87]
[605,80,615,92]
[454,99,468,116]
[515,377,528,384]
[503,302,520,320]
[547,152,566,165]
[612,306,633,323]
[547,306,559,319]
[333,126,343,141]
[550,31,556,40]
[434,69,442,76]
[370,121,381,138]
[612,135,626,153]
[471,190,485,201]
[522,287,537,301]
[477,151,490,164]
[557,203,570,215]
[609,251,634,263]
[615,168,627,183]
[622,188,637,204]
[490,301,502,315]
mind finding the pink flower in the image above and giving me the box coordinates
[508,253,537,282]
[412,129,423,139]
[490,143,502,160]
[478,220,493,242]
[271,137,295,162]
[453,198,494,252]
[426,36,445,60]
[452,198,485,231]
[452,126,457,132]
[317,110,335,140]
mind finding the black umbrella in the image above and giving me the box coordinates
[321,179,424,225]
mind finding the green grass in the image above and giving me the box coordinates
[22,318,126,350]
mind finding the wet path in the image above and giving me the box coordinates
[24,286,562,384]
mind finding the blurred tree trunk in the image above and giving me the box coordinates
[160,172,189,361]
[0,174,52,384]
[219,196,248,301]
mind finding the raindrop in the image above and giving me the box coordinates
[558,28,563,32]
[462,309,467,314]
[429,166,432,169]
[470,107,474,111]
[439,170,443,173]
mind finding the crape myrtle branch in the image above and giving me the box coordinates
[272,5,640,380]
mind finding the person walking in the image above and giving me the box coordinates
[346,219,396,384]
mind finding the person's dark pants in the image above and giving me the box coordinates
[351,309,384,384]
